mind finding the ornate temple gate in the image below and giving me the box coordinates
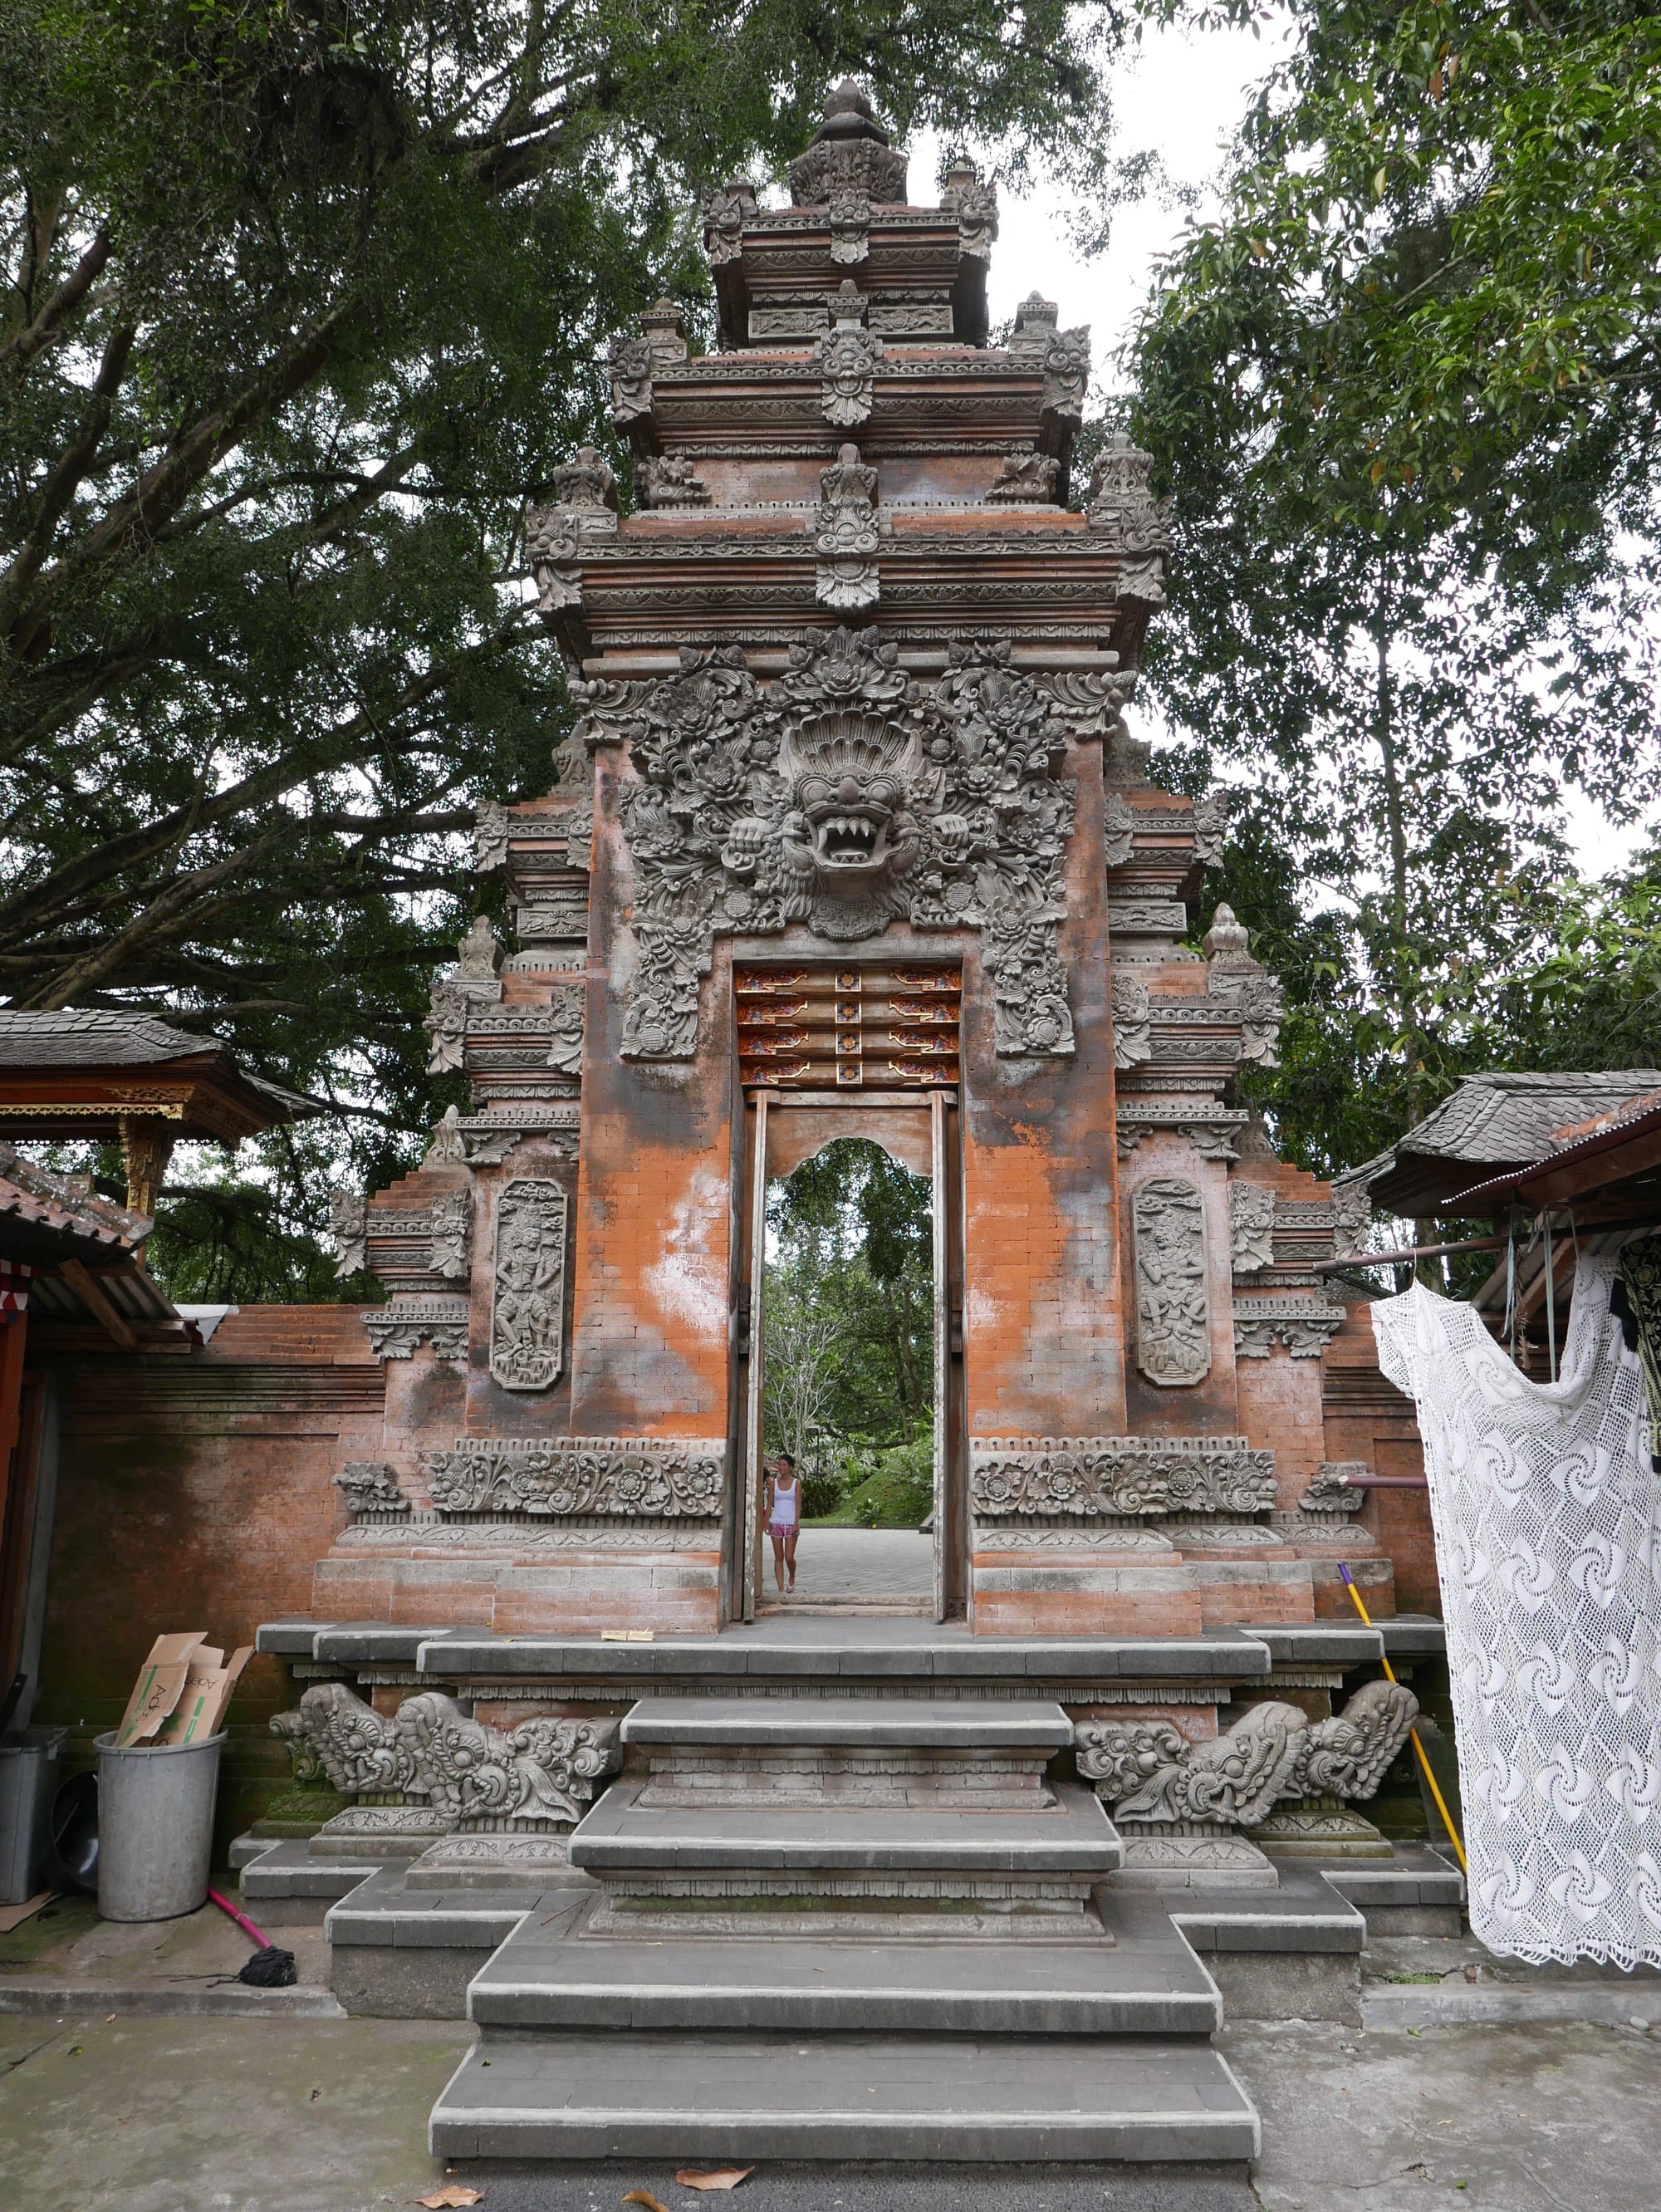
[733,958,964,1620]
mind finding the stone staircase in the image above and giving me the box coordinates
[426,1693,1262,2165]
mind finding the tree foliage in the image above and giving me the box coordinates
[4,0,1125,1290]
[764,1140,933,1479]
[1128,0,1661,1176]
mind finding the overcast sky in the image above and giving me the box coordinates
[916,17,1651,880]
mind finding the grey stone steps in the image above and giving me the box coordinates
[240,1840,385,1904]
[466,1898,1220,2035]
[428,2030,1261,2163]
[619,1695,1072,1750]
[569,1779,1122,1875]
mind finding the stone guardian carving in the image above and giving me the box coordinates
[814,443,880,612]
[490,1178,569,1391]
[1133,1177,1211,1386]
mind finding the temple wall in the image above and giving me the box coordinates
[33,1306,382,1852]
[1322,1304,1438,1615]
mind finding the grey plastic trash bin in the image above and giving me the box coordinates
[94,1729,224,1921]
[0,1727,66,1903]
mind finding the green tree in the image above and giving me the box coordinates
[1126,0,1661,1179]
[5,0,1125,1290]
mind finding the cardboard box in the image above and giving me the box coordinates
[115,1633,207,1748]
[155,1646,252,1747]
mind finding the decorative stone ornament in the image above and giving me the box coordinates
[609,630,1076,1062]
[986,451,1060,504]
[1133,1176,1212,1386]
[1009,292,1058,351]
[1086,434,1173,602]
[699,179,755,265]
[336,1463,409,1517]
[942,161,998,260]
[1078,1704,1310,1827]
[330,1189,366,1277]
[814,442,880,611]
[827,189,870,267]
[361,1295,470,1361]
[969,1435,1276,1518]
[1040,326,1092,427]
[786,79,909,206]
[608,336,655,429]
[1233,1296,1346,1357]
[1298,1462,1367,1514]
[489,1177,569,1390]
[1111,972,1152,1070]
[816,290,880,429]
[423,1436,725,1518]
[637,455,708,508]
[1229,1181,1278,1274]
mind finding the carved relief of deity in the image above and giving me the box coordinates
[1132,1176,1211,1386]
[490,1178,569,1390]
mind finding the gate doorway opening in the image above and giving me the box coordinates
[735,1093,964,1624]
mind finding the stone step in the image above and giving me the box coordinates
[619,1695,1072,1751]
[466,1894,1220,2036]
[568,1779,1121,1876]
[428,2029,1261,2163]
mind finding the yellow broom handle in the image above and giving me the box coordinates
[1340,1569,1469,1878]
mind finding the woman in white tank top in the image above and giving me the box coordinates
[763,1454,801,1594]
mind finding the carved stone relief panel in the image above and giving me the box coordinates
[814,442,879,611]
[969,1435,1276,1517]
[489,1178,569,1391]
[603,629,1076,1063]
[423,1437,726,1517]
[1132,1176,1212,1387]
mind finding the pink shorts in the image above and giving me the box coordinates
[767,1520,795,1540]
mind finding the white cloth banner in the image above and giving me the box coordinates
[1372,1257,1661,1968]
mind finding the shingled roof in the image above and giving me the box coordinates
[0,1008,319,1127]
[1352,1070,1661,1216]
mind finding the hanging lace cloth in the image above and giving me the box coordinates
[1614,1234,1661,1460]
[1372,1255,1661,1969]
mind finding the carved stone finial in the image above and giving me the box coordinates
[828,278,867,327]
[1009,292,1058,351]
[454,915,502,981]
[330,1189,367,1278]
[424,1103,468,1169]
[1087,434,1172,601]
[1203,902,1251,960]
[1041,325,1091,427]
[608,335,654,428]
[549,445,618,513]
[816,316,880,429]
[942,161,998,260]
[986,450,1060,505]
[473,802,512,871]
[639,299,688,368]
[788,80,908,206]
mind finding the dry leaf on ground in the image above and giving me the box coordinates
[414,2188,486,2208]
[674,2170,755,2193]
[622,2192,671,2212]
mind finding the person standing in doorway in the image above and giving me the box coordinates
[763,1453,801,1595]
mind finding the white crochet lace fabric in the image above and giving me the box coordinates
[1373,1258,1661,1969]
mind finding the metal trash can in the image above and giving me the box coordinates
[94,1730,224,1922]
[0,1727,66,1903]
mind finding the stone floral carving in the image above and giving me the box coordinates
[1101,791,1136,869]
[1087,434,1173,602]
[1190,793,1227,868]
[611,630,1076,1060]
[969,1435,1276,1518]
[1111,971,1152,1071]
[1228,974,1286,1067]
[1229,1182,1277,1274]
[700,179,755,264]
[943,162,998,259]
[638,455,708,508]
[814,442,880,611]
[424,1438,725,1518]
[827,189,870,266]
[429,1189,472,1281]
[330,1189,367,1277]
[1298,1461,1366,1514]
[1039,669,1134,748]
[987,450,1059,504]
[490,1178,568,1390]
[361,1296,470,1361]
[276,1683,620,1827]
[394,1693,620,1824]
[1040,326,1091,425]
[545,983,585,1075]
[1233,1297,1345,1357]
[1330,1180,1372,1259]
[816,320,880,429]
[609,336,654,428]
[336,1463,409,1517]
[1116,1105,1249,1162]
[1078,1703,1310,1827]
[1133,1177,1211,1387]
[426,982,468,1075]
[474,802,512,871]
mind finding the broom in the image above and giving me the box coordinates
[208,1886,298,1986]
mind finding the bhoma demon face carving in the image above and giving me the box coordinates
[588,629,1078,1062]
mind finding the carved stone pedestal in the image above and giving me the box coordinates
[1113,1821,1278,1889]
[311,1802,454,1861]
[406,1827,580,1890]
[1248,1792,1394,1859]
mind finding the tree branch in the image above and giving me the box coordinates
[1,228,110,371]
